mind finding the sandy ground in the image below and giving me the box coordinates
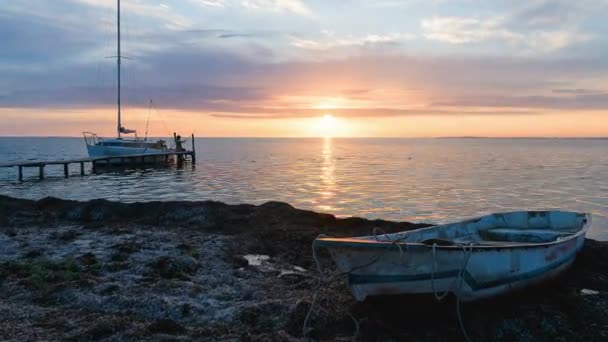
[0,195,607,341]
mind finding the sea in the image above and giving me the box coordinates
[1,137,606,240]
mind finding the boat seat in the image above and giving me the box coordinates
[474,240,522,246]
[480,228,572,243]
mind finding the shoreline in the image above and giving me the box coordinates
[0,195,606,340]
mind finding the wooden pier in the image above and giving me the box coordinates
[0,150,195,181]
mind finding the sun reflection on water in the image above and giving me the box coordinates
[316,137,336,211]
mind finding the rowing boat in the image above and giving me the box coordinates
[315,211,591,301]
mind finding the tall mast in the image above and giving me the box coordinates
[117,0,122,138]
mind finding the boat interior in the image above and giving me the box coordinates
[364,211,589,246]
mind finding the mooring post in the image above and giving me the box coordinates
[191,133,196,164]
[80,162,85,176]
[39,165,45,180]
[18,166,23,182]
[64,163,69,178]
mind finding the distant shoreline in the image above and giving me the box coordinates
[0,136,607,139]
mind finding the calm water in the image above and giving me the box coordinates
[1,137,606,240]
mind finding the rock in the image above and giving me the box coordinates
[147,319,185,335]
[581,289,600,296]
[243,254,270,266]
[148,256,199,280]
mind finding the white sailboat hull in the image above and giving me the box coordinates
[86,144,171,165]
[86,144,165,157]
[316,211,591,302]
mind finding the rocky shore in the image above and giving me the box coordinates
[0,195,606,341]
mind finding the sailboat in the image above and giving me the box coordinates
[83,0,168,158]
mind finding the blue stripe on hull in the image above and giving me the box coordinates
[348,253,575,291]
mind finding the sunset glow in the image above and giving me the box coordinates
[1,1,607,137]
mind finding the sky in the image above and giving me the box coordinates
[1,0,607,137]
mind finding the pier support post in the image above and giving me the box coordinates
[18,166,23,182]
[80,162,85,176]
[92,161,97,173]
[39,165,45,180]
[191,134,196,164]
[64,164,69,178]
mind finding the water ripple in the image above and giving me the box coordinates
[1,137,607,240]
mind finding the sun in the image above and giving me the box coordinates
[320,114,337,136]
[322,114,335,124]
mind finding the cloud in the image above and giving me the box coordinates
[209,107,534,119]
[290,32,414,50]
[73,0,193,30]
[552,88,604,95]
[420,0,603,53]
[0,83,268,111]
[3,43,608,117]
[241,0,312,16]
[421,16,591,52]
[511,0,603,28]
[433,93,608,110]
[422,17,506,44]
[196,0,226,8]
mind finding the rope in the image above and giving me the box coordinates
[372,227,408,261]
[430,242,475,342]
[456,294,471,342]
[305,230,475,342]
[430,243,451,301]
[303,230,407,338]
[455,244,474,342]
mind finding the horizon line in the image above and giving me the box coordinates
[0,136,606,139]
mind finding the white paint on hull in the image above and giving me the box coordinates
[86,145,165,158]
[86,145,171,165]
[317,211,591,301]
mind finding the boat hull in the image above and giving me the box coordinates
[86,145,171,165]
[317,211,591,301]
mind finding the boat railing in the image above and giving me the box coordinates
[83,132,103,146]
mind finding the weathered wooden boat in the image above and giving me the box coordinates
[316,211,591,301]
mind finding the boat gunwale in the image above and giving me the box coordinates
[316,211,592,251]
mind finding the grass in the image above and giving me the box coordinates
[0,257,83,289]
[177,243,201,258]
[148,256,199,280]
